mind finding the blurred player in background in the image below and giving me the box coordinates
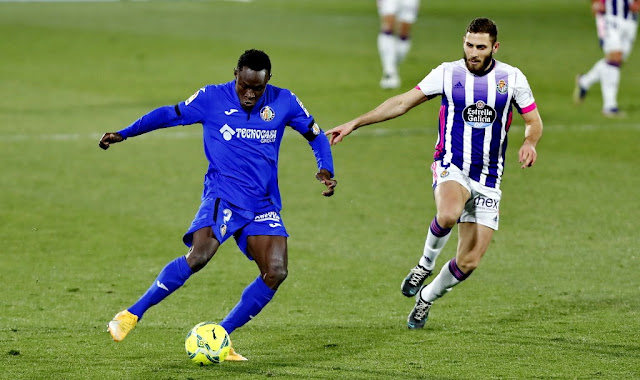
[100,49,337,359]
[574,0,639,117]
[327,18,543,329]
[377,0,421,89]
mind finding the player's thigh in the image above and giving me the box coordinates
[191,226,220,251]
[455,222,494,268]
[434,180,470,223]
[246,235,288,274]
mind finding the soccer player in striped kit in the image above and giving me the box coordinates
[574,0,639,117]
[326,18,543,329]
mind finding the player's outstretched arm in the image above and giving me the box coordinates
[315,168,337,197]
[99,132,124,150]
[518,108,543,169]
[325,88,428,145]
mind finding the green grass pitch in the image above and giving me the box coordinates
[1,0,639,379]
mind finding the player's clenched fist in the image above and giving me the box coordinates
[99,132,124,150]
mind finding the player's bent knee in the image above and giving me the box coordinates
[263,267,288,289]
[186,245,216,272]
[436,212,459,229]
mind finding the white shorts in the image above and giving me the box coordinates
[602,16,637,59]
[377,0,420,23]
[431,161,502,230]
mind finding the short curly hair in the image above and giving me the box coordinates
[237,49,271,75]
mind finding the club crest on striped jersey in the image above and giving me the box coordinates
[260,106,275,122]
[463,100,496,129]
[496,79,508,94]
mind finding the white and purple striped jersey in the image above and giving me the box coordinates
[604,0,638,21]
[417,59,536,189]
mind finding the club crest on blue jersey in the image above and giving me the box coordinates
[463,100,496,129]
[496,80,508,94]
[260,106,275,122]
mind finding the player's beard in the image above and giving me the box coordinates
[464,52,493,75]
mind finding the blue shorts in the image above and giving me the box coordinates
[182,197,288,259]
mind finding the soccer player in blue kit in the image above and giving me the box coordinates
[99,49,337,360]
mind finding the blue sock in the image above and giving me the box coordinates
[128,256,193,320]
[220,276,276,335]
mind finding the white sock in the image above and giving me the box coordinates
[396,37,411,64]
[419,261,460,303]
[579,59,606,89]
[418,229,451,270]
[601,61,620,111]
[377,32,397,76]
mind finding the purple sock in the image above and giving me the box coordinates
[128,256,193,320]
[220,276,275,335]
[430,217,452,237]
[448,258,473,281]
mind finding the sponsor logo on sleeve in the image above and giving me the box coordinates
[185,87,205,106]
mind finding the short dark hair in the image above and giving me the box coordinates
[237,49,271,75]
[466,18,498,44]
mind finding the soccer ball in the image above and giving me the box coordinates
[184,322,230,365]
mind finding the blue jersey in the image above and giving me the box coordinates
[117,80,334,212]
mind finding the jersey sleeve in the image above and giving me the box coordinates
[512,69,537,114]
[286,91,314,131]
[117,86,212,139]
[287,92,335,177]
[175,86,210,125]
[416,64,445,97]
